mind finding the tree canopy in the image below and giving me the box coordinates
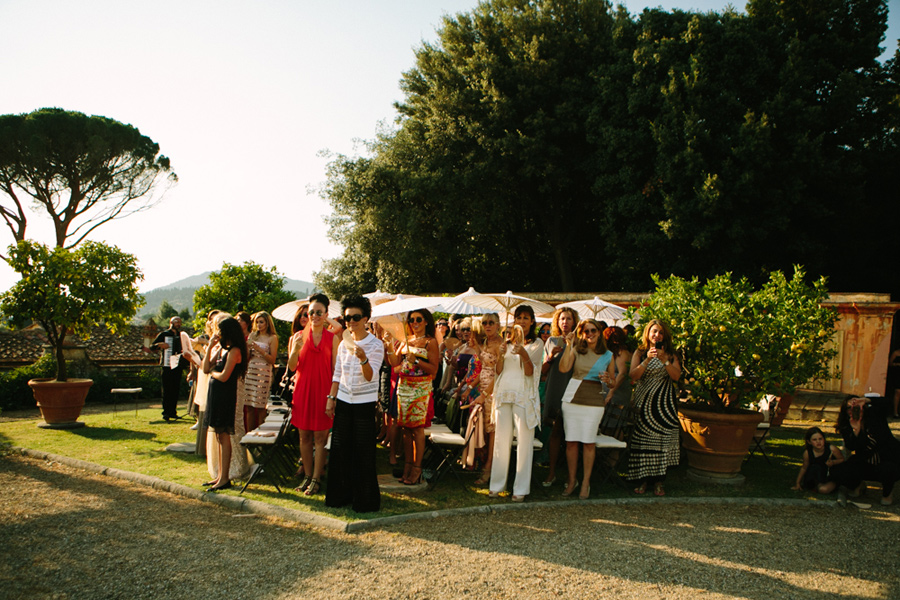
[0,107,176,254]
[316,0,899,296]
[0,240,144,381]
[192,261,296,339]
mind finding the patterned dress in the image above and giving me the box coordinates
[244,339,273,409]
[479,344,501,433]
[627,357,680,480]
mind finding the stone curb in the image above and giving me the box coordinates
[12,447,351,532]
[12,446,841,535]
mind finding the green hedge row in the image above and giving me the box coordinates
[0,356,176,412]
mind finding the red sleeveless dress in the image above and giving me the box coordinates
[291,328,335,431]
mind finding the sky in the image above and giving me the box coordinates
[1,0,897,294]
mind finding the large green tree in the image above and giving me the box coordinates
[0,241,143,381]
[0,107,176,254]
[317,0,899,296]
[192,262,296,339]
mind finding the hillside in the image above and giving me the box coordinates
[138,272,316,320]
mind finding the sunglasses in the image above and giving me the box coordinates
[344,314,365,322]
[437,322,448,327]
[308,309,325,317]
[582,328,599,334]
[460,327,471,332]
[407,316,425,324]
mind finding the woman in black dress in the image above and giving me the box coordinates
[201,317,248,491]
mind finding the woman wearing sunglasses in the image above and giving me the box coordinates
[386,308,439,485]
[288,293,342,496]
[558,318,615,499]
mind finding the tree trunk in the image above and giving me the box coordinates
[548,213,573,292]
[54,326,68,382]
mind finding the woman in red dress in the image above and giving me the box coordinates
[289,293,341,496]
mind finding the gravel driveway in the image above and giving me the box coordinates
[1,453,897,600]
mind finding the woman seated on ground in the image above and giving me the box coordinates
[325,295,384,513]
[837,396,900,505]
[792,426,847,494]
[558,318,615,499]
[627,319,681,497]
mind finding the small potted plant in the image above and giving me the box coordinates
[628,267,838,479]
[0,240,143,428]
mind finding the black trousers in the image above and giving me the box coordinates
[325,400,381,513]
[161,367,183,419]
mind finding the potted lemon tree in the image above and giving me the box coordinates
[0,240,143,428]
[629,267,838,480]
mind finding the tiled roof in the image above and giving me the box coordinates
[0,323,196,367]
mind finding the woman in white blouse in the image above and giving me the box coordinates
[324,295,385,513]
[488,305,543,501]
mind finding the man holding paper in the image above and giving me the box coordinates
[153,316,188,421]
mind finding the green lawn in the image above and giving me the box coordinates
[0,402,826,522]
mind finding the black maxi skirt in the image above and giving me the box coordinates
[325,399,381,513]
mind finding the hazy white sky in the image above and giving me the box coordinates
[1,0,896,293]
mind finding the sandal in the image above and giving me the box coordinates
[654,482,665,497]
[474,471,490,486]
[304,478,321,496]
[402,467,422,485]
[294,476,313,493]
[634,482,647,495]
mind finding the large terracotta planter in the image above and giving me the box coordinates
[678,407,764,480]
[28,378,93,429]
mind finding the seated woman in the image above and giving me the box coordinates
[792,426,847,494]
[558,318,615,499]
[837,396,900,505]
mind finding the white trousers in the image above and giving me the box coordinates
[489,402,535,496]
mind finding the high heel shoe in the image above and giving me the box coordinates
[579,483,591,500]
[403,466,422,485]
[304,478,321,496]
[562,480,579,497]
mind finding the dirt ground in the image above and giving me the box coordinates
[1,453,897,600]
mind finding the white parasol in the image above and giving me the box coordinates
[363,290,397,305]
[370,295,446,344]
[271,298,341,322]
[439,287,489,315]
[462,291,555,326]
[555,296,629,325]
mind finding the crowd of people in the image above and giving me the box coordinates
[159,294,900,513]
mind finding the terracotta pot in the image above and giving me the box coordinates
[28,378,93,429]
[678,407,764,477]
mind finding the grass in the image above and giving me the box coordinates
[0,401,829,522]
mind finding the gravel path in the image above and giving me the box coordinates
[1,453,897,600]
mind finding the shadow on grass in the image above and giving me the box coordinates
[67,426,157,442]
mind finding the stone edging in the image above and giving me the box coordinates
[12,446,839,534]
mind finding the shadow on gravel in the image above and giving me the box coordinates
[393,502,899,600]
[0,456,364,600]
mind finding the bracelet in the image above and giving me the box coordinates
[326,395,337,402]
[360,358,369,365]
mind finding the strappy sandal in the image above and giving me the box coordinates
[295,476,313,493]
[403,466,422,485]
[654,482,665,497]
[634,482,647,495]
[304,478,321,496]
[474,471,490,486]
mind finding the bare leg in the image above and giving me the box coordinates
[818,481,837,494]
[581,444,595,498]
[402,427,414,481]
[299,429,314,481]
[215,431,231,487]
[564,441,579,495]
[312,429,329,481]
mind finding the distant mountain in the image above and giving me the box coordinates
[137,272,316,321]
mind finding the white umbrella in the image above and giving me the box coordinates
[363,290,397,305]
[556,296,628,325]
[271,298,341,322]
[463,291,555,318]
[439,287,488,315]
[370,295,445,343]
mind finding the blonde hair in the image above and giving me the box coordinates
[250,311,277,343]
[550,307,580,337]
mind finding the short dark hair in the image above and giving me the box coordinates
[341,295,372,319]
[308,293,330,309]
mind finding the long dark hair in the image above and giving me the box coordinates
[407,308,436,338]
[603,326,629,357]
[803,426,828,454]
[514,305,537,343]
[218,317,249,379]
